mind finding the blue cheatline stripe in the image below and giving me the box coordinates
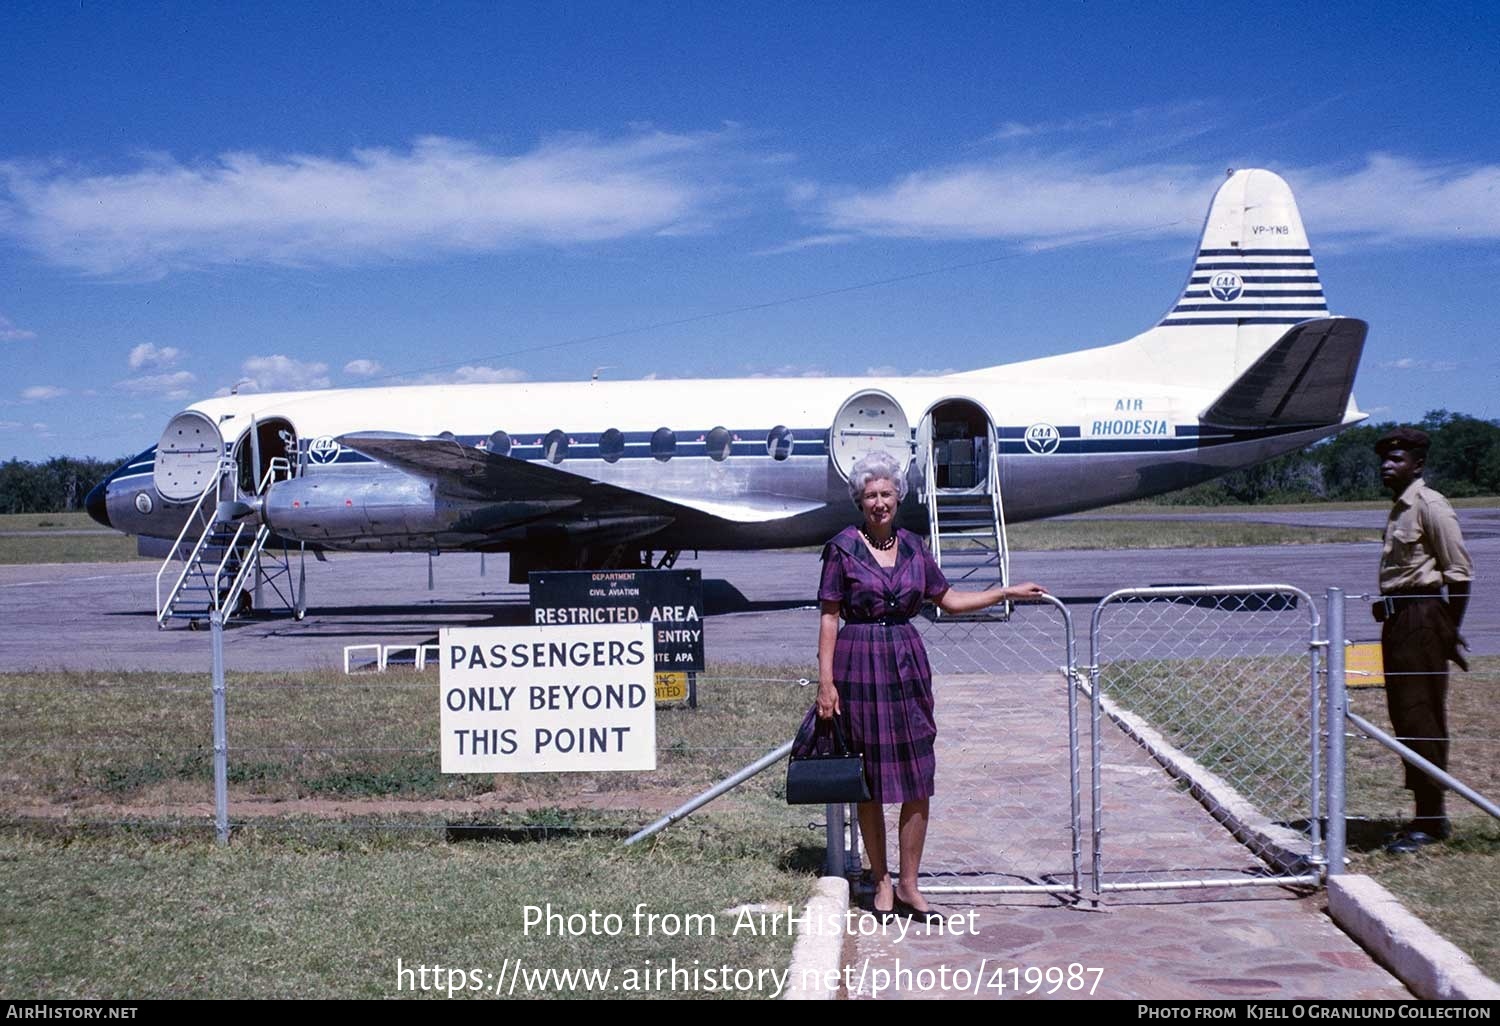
[1198,248,1312,257]
[1171,303,1329,313]
[1182,288,1325,299]
[1159,316,1316,326]
[1193,261,1317,270]
[110,470,155,485]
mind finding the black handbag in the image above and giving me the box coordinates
[786,711,871,805]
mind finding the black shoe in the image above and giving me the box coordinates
[1410,817,1452,840]
[1386,830,1444,854]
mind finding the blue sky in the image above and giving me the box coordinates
[3,2,1499,461]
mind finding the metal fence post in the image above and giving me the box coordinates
[211,610,230,845]
[1325,588,1347,876]
[825,802,847,877]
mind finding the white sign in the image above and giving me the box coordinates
[439,624,656,773]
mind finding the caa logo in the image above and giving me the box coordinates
[1024,422,1061,455]
[307,436,342,465]
[1209,272,1244,303]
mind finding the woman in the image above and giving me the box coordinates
[816,451,1047,918]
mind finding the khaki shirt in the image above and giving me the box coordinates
[1380,478,1474,594]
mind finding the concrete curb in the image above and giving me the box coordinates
[783,876,850,1000]
[1328,875,1500,1000]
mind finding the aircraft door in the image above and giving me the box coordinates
[155,411,225,501]
[921,399,994,490]
[234,417,299,496]
[829,389,910,480]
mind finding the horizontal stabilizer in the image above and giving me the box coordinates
[1199,317,1367,430]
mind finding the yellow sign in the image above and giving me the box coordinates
[1345,642,1385,688]
[655,671,689,703]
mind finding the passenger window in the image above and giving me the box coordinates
[767,425,794,461]
[487,430,511,457]
[599,428,625,463]
[706,426,731,462]
[543,429,569,464]
[651,427,676,462]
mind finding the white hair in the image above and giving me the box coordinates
[847,451,906,507]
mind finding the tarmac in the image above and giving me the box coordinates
[1,505,1496,672]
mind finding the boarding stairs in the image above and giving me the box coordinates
[922,435,1010,619]
[155,457,304,628]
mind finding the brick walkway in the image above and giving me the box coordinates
[845,673,1409,1000]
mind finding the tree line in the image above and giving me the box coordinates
[1,410,1497,514]
[0,456,133,515]
[1152,410,1500,505]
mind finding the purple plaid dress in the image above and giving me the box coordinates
[817,526,950,803]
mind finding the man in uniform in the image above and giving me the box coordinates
[1374,427,1473,853]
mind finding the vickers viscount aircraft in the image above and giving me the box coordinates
[86,168,1367,625]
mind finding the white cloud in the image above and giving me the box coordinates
[1377,358,1460,372]
[22,385,66,400]
[343,358,384,377]
[802,154,1500,245]
[1,131,731,277]
[237,355,331,392]
[0,314,35,341]
[128,342,181,369]
[116,370,198,400]
[1293,155,1500,241]
[406,364,529,385]
[0,420,20,430]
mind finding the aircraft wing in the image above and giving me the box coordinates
[1199,317,1368,430]
[337,432,826,525]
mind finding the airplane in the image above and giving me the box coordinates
[86,168,1368,624]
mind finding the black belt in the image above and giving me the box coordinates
[847,615,911,626]
[1374,589,1444,621]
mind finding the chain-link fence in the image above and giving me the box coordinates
[1088,586,1324,893]
[904,596,1081,896]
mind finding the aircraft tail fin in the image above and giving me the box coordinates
[1158,168,1330,331]
[1199,317,1367,429]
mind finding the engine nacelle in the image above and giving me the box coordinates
[264,470,457,540]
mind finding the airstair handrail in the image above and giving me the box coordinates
[155,459,233,623]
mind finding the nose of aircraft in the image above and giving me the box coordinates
[85,478,112,529]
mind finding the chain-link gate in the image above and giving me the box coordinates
[900,594,1082,896]
[1088,585,1325,895]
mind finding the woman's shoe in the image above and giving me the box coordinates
[893,898,942,924]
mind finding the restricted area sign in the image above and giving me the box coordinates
[439,623,656,773]
[529,569,705,672]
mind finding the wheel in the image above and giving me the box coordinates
[293,609,306,621]
[188,619,201,631]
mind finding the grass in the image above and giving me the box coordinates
[0,660,820,998]
[1010,519,1377,551]
[0,663,813,810]
[0,512,104,531]
[0,534,144,564]
[0,817,816,999]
